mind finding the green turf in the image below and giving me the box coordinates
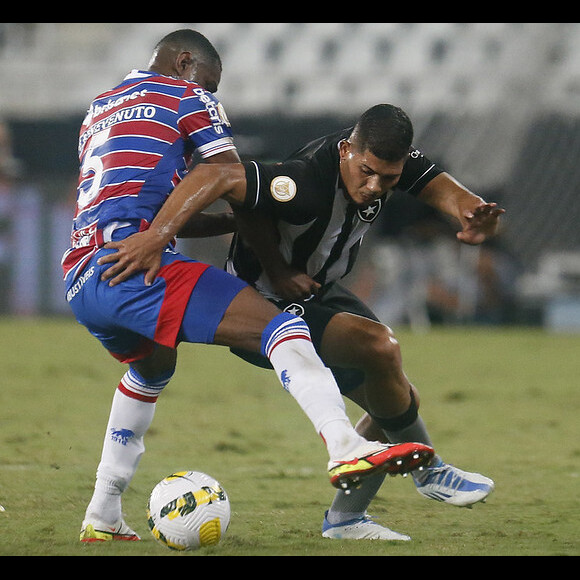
[0,318,578,556]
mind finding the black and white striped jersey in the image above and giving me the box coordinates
[227,127,443,299]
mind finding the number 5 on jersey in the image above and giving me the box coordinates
[78,128,110,210]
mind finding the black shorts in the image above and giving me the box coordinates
[231,283,379,394]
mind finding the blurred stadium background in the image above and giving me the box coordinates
[1,22,580,332]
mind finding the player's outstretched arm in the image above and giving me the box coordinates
[98,163,247,286]
[418,172,505,245]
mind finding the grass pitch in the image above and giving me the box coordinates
[0,317,578,556]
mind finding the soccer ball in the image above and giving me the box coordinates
[147,470,230,551]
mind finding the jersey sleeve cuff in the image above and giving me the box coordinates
[197,137,237,159]
[242,161,261,209]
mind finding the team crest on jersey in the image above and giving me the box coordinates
[217,102,231,127]
[357,199,382,223]
[284,303,305,316]
[270,176,297,202]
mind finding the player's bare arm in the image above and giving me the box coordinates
[234,208,321,301]
[98,163,247,286]
[178,147,241,238]
[178,211,237,238]
[418,172,505,245]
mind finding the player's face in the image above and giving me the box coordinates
[339,140,406,207]
[188,61,222,94]
[177,56,222,93]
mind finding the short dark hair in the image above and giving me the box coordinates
[155,29,221,67]
[351,104,413,161]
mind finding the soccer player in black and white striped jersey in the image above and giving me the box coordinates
[225,104,504,540]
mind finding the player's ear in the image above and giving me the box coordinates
[175,51,194,75]
[339,139,352,162]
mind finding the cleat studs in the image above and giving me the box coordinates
[396,459,403,466]
[412,453,419,460]
[339,476,361,494]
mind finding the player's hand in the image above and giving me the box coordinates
[270,267,321,302]
[456,202,505,245]
[97,231,165,287]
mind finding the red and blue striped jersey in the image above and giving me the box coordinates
[62,69,236,281]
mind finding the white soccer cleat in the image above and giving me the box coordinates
[322,511,411,541]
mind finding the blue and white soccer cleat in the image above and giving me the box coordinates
[322,511,411,541]
[413,460,494,507]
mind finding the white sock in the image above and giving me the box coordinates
[263,313,365,461]
[84,368,168,525]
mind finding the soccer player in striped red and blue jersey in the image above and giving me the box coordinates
[67,29,432,544]
[62,51,235,282]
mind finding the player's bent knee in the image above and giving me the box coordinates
[132,345,177,381]
[355,320,402,367]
